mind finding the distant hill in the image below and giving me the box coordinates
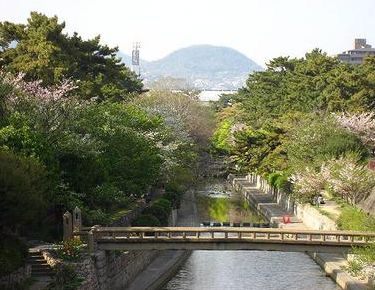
[118,45,263,90]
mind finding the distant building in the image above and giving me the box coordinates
[337,39,375,64]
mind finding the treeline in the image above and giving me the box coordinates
[211,50,375,278]
[0,12,215,277]
[212,49,375,208]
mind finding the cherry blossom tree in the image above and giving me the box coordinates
[334,112,375,151]
[327,155,375,205]
[1,71,81,142]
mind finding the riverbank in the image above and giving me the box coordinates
[124,190,198,290]
[230,174,371,290]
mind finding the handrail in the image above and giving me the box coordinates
[91,226,375,238]
[85,226,375,253]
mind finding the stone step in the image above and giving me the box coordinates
[28,254,43,258]
[27,257,46,263]
[31,271,55,277]
[32,264,51,270]
[28,250,55,278]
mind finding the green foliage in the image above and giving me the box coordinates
[132,214,161,227]
[56,238,85,261]
[51,264,84,290]
[0,150,48,234]
[0,235,28,277]
[230,127,282,173]
[73,102,163,197]
[346,243,375,280]
[84,209,111,226]
[85,184,128,211]
[0,12,143,101]
[143,204,170,226]
[337,206,375,232]
[267,172,282,187]
[237,51,375,126]
[284,116,368,170]
[211,119,233,153]
[153,198,172,213]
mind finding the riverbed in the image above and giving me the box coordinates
[162,181,340,290]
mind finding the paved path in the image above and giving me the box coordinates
[234,177,369,289]
[235,178,307,229]
[125,191,197,290]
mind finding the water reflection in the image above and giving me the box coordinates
[196,193,264,224]
[163,251,340,290]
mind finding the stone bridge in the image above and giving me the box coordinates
[81,226,375,254]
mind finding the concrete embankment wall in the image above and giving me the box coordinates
[230,174,336,230]
[230,174,371,290]
[273,189,337,230]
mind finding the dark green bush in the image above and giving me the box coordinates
[274,175,291,193]
[0,235,28,277]
[51,264,84,290]
[267,172,282,187]
[0,150,48,235]
[143,204,170,226]
[132,214,161,227]
[85,183,129,211]
[153,198,172,213]
[84,209,111,226]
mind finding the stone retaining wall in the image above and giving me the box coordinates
[75,250,159,290]
[71,208,178,290]
[0,265,31,289]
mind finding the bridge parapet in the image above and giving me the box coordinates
[82,227,375,253]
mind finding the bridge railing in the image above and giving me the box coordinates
[85,227,375,251]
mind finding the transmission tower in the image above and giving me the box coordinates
[131,42,141,76]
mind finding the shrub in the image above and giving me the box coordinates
[274,175,291,193]
[85,209,111,226]
[153,198,172,212]
[86,183,129,211]
[56,238,85,261]
[0,235,28,277]
[52,264,84,290]
[0,150,48,235]
[143,204,170,226]
[132,214,161,227]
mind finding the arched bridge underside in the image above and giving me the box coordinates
[84,227,375,254]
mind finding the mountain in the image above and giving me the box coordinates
[118,45,263,90]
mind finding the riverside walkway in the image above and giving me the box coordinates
[86,226,374,254]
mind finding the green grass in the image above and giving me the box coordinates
[316,208,337,221]
[336,205,375,232]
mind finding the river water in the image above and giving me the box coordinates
[162,182,340,290]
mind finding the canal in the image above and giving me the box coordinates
[162,180,340,290]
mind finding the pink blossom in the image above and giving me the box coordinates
[334,112,375,148]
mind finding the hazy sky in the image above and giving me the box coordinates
[1,0,374,66]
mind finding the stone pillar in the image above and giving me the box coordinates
[88,225,99,253]
[73,206,82,232]
[63,211,73,241]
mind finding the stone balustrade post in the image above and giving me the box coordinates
[63,211,73,241]
[88,225,99,254]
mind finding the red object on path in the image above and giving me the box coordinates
[283,215,291,224]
